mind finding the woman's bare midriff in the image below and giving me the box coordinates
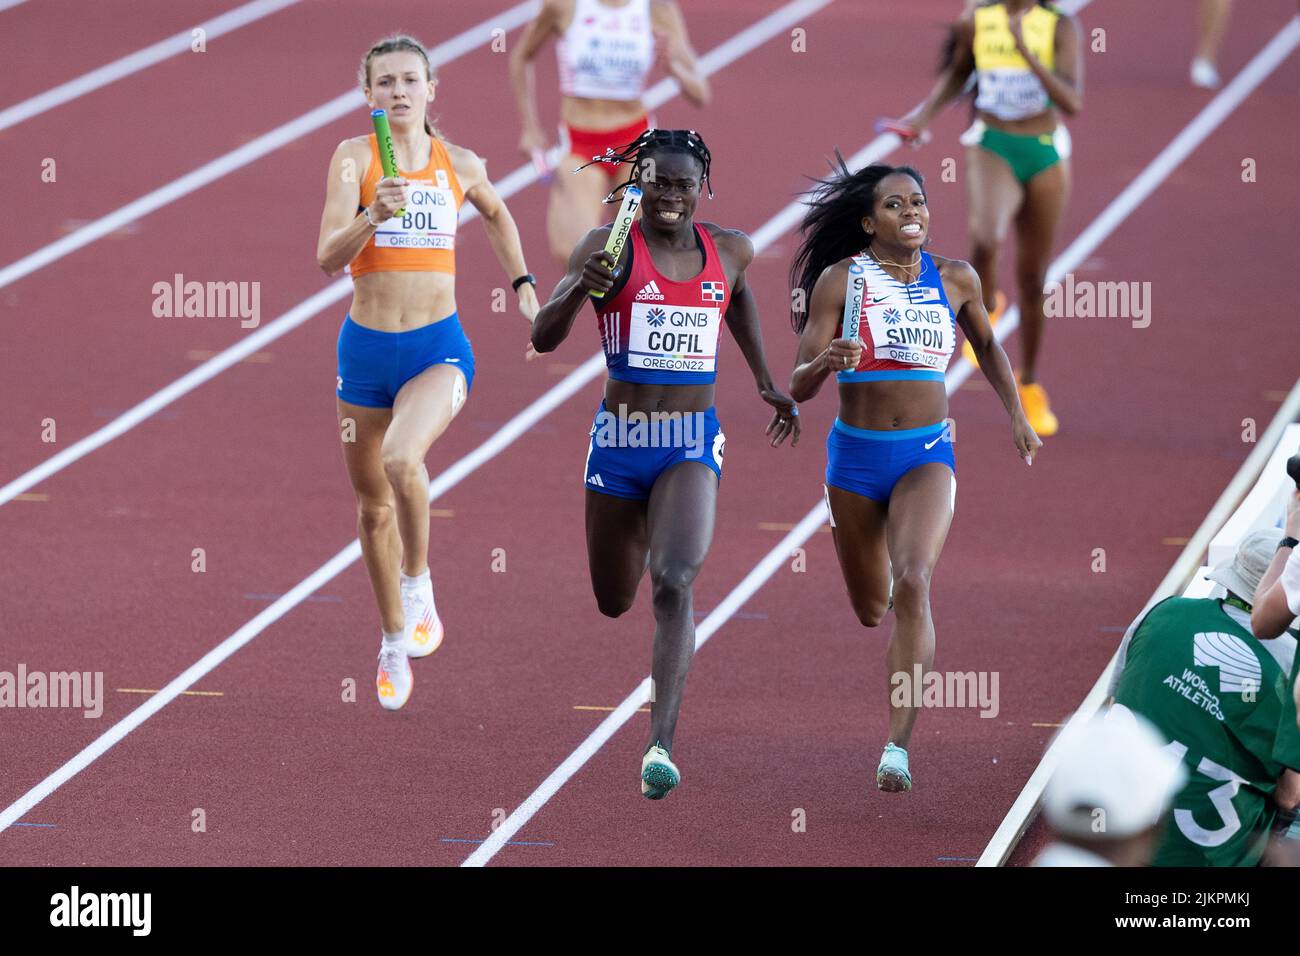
[837,379,949,431]
[978,106,1060,137]
[349,271,457,331]
[604,378,715,416]
[559,94,648,132]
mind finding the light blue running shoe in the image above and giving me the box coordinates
[641,742,680,800]
[876,742,912,792]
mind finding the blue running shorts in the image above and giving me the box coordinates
[336,312,475,409]
[583,400,725,500]
[825,417,955,504]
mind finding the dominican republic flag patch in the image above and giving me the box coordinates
[701,281,725,302]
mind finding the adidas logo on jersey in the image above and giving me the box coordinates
[587,474,606,487]
[635,280,665,301]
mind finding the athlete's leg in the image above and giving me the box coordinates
[1012,158,1070,384]
[965,143,1023,313]
[643,461,718,752]
[585,490,649,618]
[1195,0,1232,65]
[825,485,892,628]
[381,363,468,577]
[882,463,955,750]
[338,399,402,633]
[547,157,612,266]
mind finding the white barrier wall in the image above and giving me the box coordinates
[1208,423,1300,568]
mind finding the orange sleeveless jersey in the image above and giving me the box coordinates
[350,133,465,279]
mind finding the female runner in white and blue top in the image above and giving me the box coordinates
[789,161,1040,793]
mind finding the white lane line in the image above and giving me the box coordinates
[463,6,1290,869]
[0,0,833,507]
[0,1,539,294]
[0,0,33,12]
[0,0,836,831]
[0,0,301,132]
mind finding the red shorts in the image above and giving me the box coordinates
[561,115,652,177]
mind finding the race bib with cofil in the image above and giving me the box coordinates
[626,302,721,373]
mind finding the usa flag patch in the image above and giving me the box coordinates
[701,281,725,302]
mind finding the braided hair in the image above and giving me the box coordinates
[788,152,925,333]
[576,128,714,203]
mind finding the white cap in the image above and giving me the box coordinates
[1206,528,1282,603]
[1042,709,1187,839]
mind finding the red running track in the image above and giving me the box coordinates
[0,0,1297,866]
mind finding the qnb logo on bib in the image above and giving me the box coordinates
[374,181,457,250]
[865,302,954,370]
[627,302,720,373]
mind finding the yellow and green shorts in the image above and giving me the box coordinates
[962,119,1072,184]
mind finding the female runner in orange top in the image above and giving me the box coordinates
[317,35,539,711]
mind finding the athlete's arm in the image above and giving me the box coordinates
[789,261,860,403]
[1012,8,1083,115]
[316,139,403,276]
[944,257,1039,463]
[651,0,710,106]
[510,0,566,158]
[451,145,539,322]
[531,227,615,353]
[714,228,798,446]
[899,14,976,132]
[1252,492,1300,640]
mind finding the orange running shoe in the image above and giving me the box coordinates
[1017,375,1059,437]
[961,290,1006,368]
[376,641,413,710]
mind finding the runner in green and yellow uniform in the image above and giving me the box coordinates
[889,1,1083,438]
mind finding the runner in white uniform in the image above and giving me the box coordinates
[510,0,709,265]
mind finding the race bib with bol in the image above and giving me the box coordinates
[372,180,458,250]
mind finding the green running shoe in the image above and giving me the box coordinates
[641,742,680,800]
[876,742,912,792]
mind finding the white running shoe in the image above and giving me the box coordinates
[401,574,444,659]
[1190,58,1220,89]
[376,641,413,710]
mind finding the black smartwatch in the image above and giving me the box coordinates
[1279,537,1299,552]
[511,273,536,292]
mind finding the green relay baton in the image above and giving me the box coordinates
[590,185,642,300]
[370,108,405,218]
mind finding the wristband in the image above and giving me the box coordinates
[362,206,379,228]
[1279,537,1299,552]
[512,273,536,292]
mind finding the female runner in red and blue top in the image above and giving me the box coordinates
[789,160,1040,792]
[532,129,799,799]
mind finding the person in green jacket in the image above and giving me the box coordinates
[1108,529,1300,866]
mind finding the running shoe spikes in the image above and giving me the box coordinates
[877,741,913,792]
[641,742,681,800]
